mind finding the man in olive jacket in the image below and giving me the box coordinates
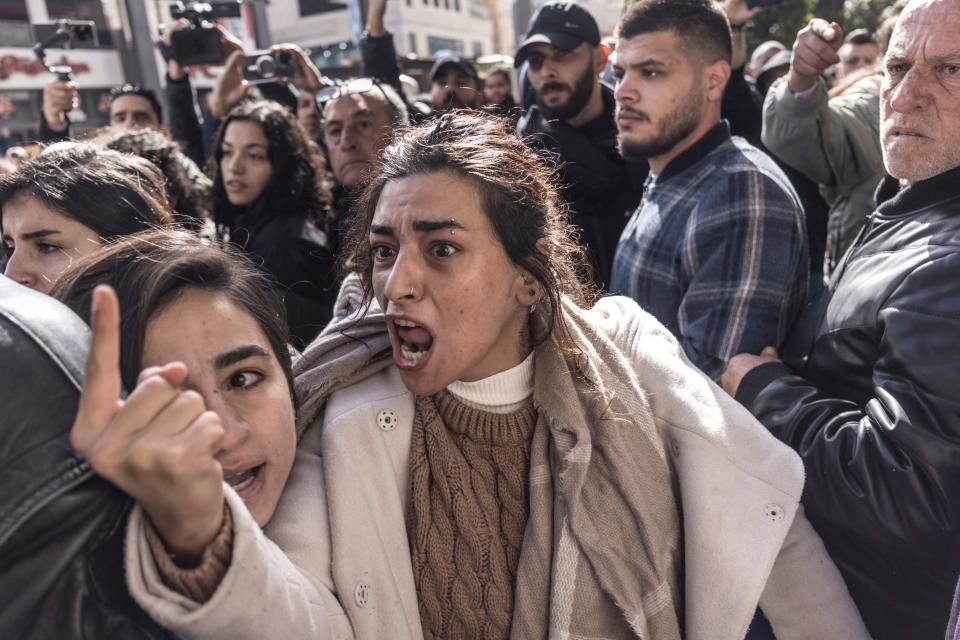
[761,19,885,273]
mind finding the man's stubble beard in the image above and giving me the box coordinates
[618,80,704,163]
[537,59,596,122]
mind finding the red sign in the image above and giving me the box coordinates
[0,54,91,80]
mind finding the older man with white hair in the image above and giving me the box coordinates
[724,0,960,637]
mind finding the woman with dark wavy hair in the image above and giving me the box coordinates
[119,113,868,640]
[210,99,336,347]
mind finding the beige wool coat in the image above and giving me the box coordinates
[126,297,870,640]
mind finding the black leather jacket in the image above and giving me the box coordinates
[0,278,170,639]
[736,165,960,640]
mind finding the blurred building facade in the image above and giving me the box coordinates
[0,0,623,140]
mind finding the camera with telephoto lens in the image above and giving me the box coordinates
[241,50,296,83]
[168,1,242,66]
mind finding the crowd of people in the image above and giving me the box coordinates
[2,0,959,637]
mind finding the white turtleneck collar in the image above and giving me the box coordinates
[446,352,535,414]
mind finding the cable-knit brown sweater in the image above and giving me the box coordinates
[407,391,537,640]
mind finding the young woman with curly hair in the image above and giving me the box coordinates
[210,99,336,347]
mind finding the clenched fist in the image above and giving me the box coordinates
[788,18,844,94]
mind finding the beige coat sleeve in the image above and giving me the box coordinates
[761,507,872,639]
[125,426,354,640]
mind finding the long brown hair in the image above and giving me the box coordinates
[342,111,596,350]
[52,228,295,402]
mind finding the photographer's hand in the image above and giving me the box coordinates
[217,24,245,59]
[210,50,248,119]
[71,286,226,565]
[42,78,78,130]
[271,44,328,92]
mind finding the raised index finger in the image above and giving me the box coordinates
[72,285,123,453]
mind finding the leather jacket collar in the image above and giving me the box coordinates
[876,164,960,218]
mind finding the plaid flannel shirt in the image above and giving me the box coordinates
[610,121,808,381]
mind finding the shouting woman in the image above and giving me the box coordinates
[81,113,867,639]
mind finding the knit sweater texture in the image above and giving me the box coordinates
[407,391,537,640]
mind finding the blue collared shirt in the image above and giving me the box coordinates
[610,121,809,381]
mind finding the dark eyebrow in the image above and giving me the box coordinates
[370,219,467,236]
[325,108,373,126]
[412,219,466,233]
[629,59,667,70]
[213,344,270,370]
[22,229,61,241]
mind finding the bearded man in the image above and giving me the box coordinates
[609,0,808,382]
[515,1,646,287]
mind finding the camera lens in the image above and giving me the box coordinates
[255,54,276,78]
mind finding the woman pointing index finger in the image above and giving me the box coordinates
[55,229,298,566]
[68,283,226,563]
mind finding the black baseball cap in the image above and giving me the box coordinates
[514,1,601,68]
[430,54,479,83]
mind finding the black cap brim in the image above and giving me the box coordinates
[514,32,585,68]
[430,59,478,82]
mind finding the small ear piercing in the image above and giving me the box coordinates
[528,288,537,297]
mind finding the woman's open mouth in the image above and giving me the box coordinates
[390,317,435,371]
[224,463,265,500]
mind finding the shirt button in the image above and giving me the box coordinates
[764,503,785,522]
[355,582,371,608]
[377,409,397,431]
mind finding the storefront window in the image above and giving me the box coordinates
[45,0,108,27]
[427,35,463,55]
[0,0,29,21]
[45,0,121,47]
[0,0,32,46]
[0,90,40,140]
